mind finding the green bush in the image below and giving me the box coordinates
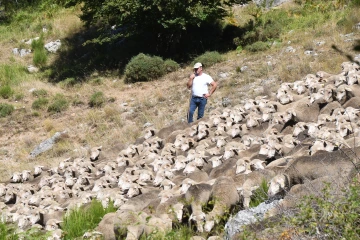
[31,36,47,67]
[193,51,224,68]
[124,53,166,83]
[32,97,49,110]
[47,94,69,113]
[244,41,270,52]
[62,200,117,240]
[32,89,48,97]
[0,103,15,117]
[89,91,106,108]
[0,85,14,99]
[164,59,180,73]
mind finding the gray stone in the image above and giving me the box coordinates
[224,200,279,240]
[253,0,291,8]
[45,39,61,53]
[29,131,67,158]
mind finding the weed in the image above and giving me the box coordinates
[58,77,79,88]
[89,91,106,108]
[14,93,24,101]
[32,89,48,97]
[62,200,117,240]
[31,36,48,67]
[47,93,69,113]
[0,103,14,117]
[0,64,29,86]
[249,179,269,208]
[32,98,49,110]
[244,41,270,52]
[0,85,14,99]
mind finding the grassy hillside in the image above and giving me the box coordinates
[0,1,360,238]
[0,1,359,181]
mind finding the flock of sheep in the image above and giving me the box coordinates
[1,61,360,239]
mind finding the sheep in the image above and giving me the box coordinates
[10,172,23,183]
[113,209,148,240]
[204,176,239,232]
[90,146,102,161]
[144,214,173,236]
[223,141,248,160]
[94,212,117,240]
[336,84,360,105]
[267,147,360,199]
[155,194,186,222]
[186,183,213,232]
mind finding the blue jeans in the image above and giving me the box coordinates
[188,96,207,123]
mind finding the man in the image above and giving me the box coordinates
[187,62,217,123]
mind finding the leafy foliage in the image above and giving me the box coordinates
[32,36,48,67]
[164,59,180,73]
[244,41,270,52]
[80,0,241,44]
[282,180,360,239]
[0,103,14,117]
[193,51,224,68]
[124,53,166,83]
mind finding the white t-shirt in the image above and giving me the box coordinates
[192,73,214,97]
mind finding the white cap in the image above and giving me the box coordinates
[193,62,202,69]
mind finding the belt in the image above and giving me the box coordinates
[193,95,205,98]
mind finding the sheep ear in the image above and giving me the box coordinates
[345,86,352,92]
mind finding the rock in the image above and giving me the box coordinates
[29,131,67,158]
[45,39,61,53]
[285,46,296,53]
[224,200,280,240]
[253,0,292,8]
[27,65,39,73]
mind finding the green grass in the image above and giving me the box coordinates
[62,200,117,240]
[0,103,15,117]
[32,97,49,110]
[47,93,69,113]
[0,64,29,86]
[0,85,14,99]
[249,179,269,208]
[89,91,106,108]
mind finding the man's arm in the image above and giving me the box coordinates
[187,73,195,89]
[204,81,217,99]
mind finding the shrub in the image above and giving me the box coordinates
[62,200,117,240]
[124,53,166,83]
[32,89,48,97]
[32,97,49,110]
[0,85,14,99]
[244,41,270,52]
[193,51,224,68]
[164,59,180,73]
[31,36,47,67]
[0,103,15,117]
[89,91,106,108]
[47,94,69,113]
